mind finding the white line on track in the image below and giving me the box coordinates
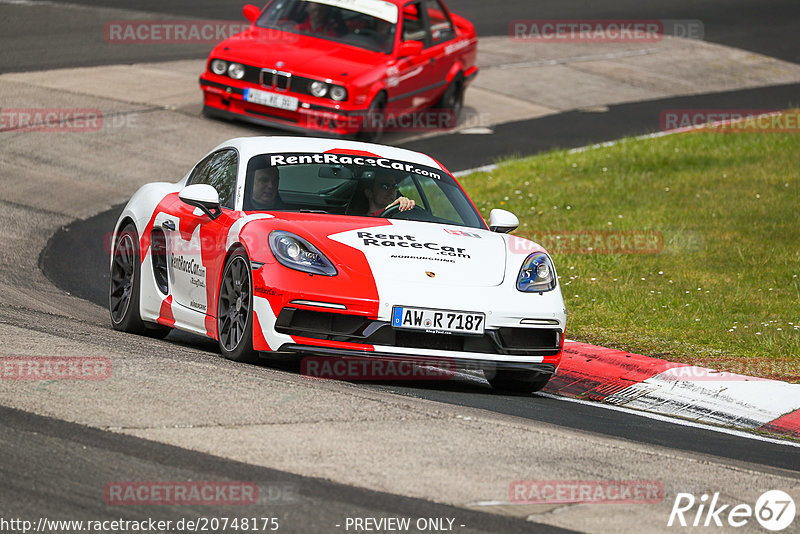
[537,392,800,448]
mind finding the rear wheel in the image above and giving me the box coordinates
[485,369,551,394]
[436,74,464,126]
[108,224,170,338]
[217,251,258,363]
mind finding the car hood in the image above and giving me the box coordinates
[217,28,384,81]
[327,220,507,287]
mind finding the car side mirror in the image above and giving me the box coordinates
[489,208,519,233]
[179,184,222,220]
[243,4,261,23]
[398,40,424,57]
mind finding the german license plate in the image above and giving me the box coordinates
[244,88,298,111]
[392,306,485,335]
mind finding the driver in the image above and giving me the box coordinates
[363,171,415,216]
[250,166,285,210]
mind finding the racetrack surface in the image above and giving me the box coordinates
[39,205,800,474]
[2,0,798,72]
[1,405,571,534]
[3,0,800,532]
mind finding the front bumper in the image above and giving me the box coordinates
[200,76,366,136]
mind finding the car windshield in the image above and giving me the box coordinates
[257,0,398,53]
[243,152,486,229]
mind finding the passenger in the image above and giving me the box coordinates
[296,3,346,37]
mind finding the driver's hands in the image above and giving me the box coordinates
[386,197,415,212]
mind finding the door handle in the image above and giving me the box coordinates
[161,220,176,231]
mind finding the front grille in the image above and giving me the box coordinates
[241,64,320,97]
[275,308,562,356]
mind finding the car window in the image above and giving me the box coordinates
[401,2,426,43]
[257,0,398,53]
[242,152,486,229]
[424,0,455,45]
[189,149,238,209]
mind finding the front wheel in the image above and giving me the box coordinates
[485,369,551,394]
[356,93,386,143]
[217,251,258,363]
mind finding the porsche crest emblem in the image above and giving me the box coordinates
[425,271,436,278]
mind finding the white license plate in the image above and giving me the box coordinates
[392,306,485,335]
[244,88,298,111]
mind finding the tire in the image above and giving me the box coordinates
[485,369,551,394]
[217,251,258,363]
[109,224,171,338]
[436,74,464,126]
[356,93,386,143]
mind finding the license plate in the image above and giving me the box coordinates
[392,306,485,335]
[244,88,298,111]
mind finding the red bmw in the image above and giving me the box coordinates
[199,0,478,140]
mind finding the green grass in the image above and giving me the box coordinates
[459,120,800,380]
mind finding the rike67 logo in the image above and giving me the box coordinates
[668,490,795,531]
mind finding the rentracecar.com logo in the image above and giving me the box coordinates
[668,490,795,531]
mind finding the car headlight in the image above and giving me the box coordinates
[269,231,337,276]
[329,85,347,101]
[228,62,245,80]
[210,59,228,75]
[309,81,328,98]
[517,252,557,292]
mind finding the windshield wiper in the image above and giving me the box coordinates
[299,209,330,214]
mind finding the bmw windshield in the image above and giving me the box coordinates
[256,0,398,53]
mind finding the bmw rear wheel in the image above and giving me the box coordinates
[217,251,258,363]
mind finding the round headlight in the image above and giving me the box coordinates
[329,86,347,101]
[310,81,328,98]
[210,59,227,75]
[228,62,245,80]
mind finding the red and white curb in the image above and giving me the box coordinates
[544,340,800,439]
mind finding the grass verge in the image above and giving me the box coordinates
[459,116,800,381]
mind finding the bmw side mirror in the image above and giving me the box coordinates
[179,184,222,220]
[489,208,519,233]
[243,4,261,23]
[398,40,424,57]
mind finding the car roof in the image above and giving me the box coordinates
[209,136,449,173]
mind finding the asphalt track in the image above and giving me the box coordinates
[0,405,571,534]
[7,0,800,531]
[41,208,800,473]
[3,0,798,72]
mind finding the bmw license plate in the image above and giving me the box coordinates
[244,88,299,111]
[392,306,485,335]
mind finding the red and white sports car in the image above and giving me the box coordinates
[199,0,478,140]
[109,137,566,392]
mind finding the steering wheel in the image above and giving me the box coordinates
[380,203,427,219]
